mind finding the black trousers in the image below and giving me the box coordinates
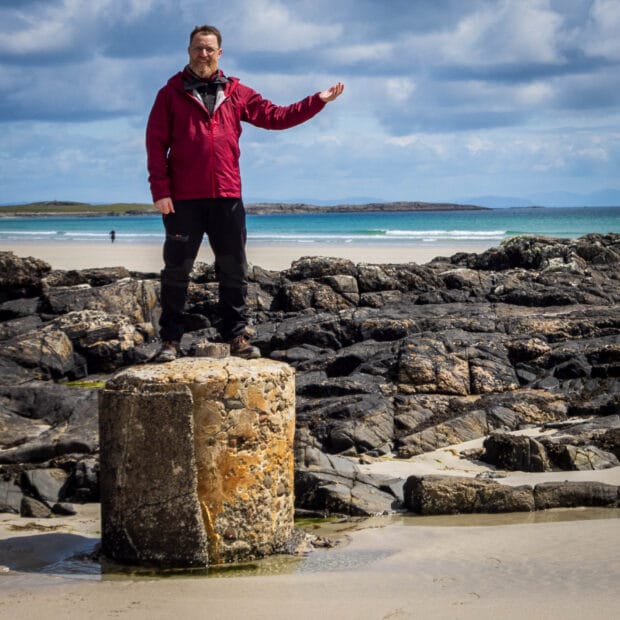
[159,198,249,343]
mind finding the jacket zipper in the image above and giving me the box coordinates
[209,116,217,198]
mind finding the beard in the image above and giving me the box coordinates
[189,58,218,78]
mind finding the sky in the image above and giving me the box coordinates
[1,0,619,206]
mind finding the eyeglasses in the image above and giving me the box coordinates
[190,46,220,55]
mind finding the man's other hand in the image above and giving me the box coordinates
[154,197,175,214]
[319,82,344,103]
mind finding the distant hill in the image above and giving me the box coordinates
[0,200,488,216]
[466,188,620,208]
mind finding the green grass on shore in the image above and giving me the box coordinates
[0,201,152,215]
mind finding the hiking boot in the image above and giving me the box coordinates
[153,341,179,363]
[229,334,260,359]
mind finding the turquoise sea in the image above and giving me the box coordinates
[0,207,618,248]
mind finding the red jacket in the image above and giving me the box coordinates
[146,69,326,202]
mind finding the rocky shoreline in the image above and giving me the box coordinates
[1,233,619,519]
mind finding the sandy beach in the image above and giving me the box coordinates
[0,241,495,272]
[2,437,619,620]
[1,503,619,620]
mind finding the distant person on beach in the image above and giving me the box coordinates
[146,24,344,362]
[109,230,115,243]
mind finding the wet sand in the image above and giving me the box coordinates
[0,241,493,272]
[2,441,619,620]
[1,505,619,619]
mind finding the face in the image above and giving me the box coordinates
[188,33,222,78]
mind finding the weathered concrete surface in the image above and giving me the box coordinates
[99,382,207,567]
[99,357,295,567]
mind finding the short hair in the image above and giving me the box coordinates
[190,25,222,48]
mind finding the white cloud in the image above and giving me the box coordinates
[583,0,620,60]
[0,9,75,55]
[232,0,342,52]
[515,82,554,105]
[386,135,419,148]
[466,135,493,155]
[406,0,564,67]
[327,42,393,65]
[385,77,416,103]
[0,0,158,56]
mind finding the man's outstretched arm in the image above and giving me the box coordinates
[241,81,345,130]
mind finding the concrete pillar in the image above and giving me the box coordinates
[99,358,295,567]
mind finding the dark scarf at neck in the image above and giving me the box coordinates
[183,67,229,114]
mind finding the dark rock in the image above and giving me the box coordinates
[471,236,583,271]
[322,274,360,305]
[481,433,550,472]
[20,496,51,518]
[0,326,75,379]
[507,337,551,364]
[396,336,470,396]
[598,427,620,458]
[575,233,620,265]
[44,267,131,288]
[398,410,489,457]
[554,357,591,380]
[0,357,37,384]
[357,317,414,341]
[298,393,394,456]
[249,265,280,293]
[0,403,50,451]
[52,502,77,516]
[403,475,535,515]
[42,279,158,325]
[297,376,384,398]
[439,267,488,291]
[0,252,51,302]
[20,468,69,503]
[0,476,23,513]
[0,315,44,341]
[280,279,354,312]
[270,344,327,365]
[533,481,619,509]
[324,339,398,377]
[0,297,41,320]
[357,264,401,292]
[552,445,619,471]
[0,383,99,464]
[286,256,357,281]
[49,310,153,374]
[269,313,347,351]
[63,458,100,501]
[294,453,400,516]
[396,390,566,457]
[359,290,403,307]
[515,364,539,385]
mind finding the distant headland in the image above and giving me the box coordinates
[0,200,489,217]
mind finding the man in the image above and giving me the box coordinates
[146,24,344,362]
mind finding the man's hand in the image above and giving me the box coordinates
[319,82,345,103]
[154,197,175,214]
